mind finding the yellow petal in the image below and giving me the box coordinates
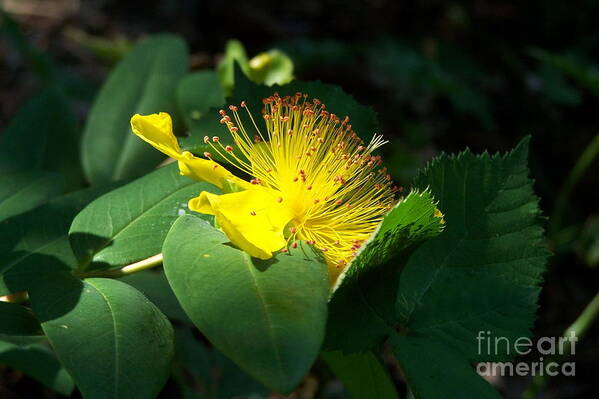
[189,188,292,259]
[130,113,252,191]
[178,152,253,192]
[130,113,182,159]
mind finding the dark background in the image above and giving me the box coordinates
[1,1,598,398]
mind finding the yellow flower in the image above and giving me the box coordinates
[131,93,396,281]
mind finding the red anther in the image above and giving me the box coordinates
[250,178,262,185]
[230,126,238,132]
[225,145,234,152]
[211,164,219,169]
[357,145,365,152]
[229,105,238,112]
[291,242,298,249]
[293,177,299,182]
[212,136,220,142]
[203,136,210,143]
[335,200,342,205]
[346,203,352,208]
[313,199,319,204]
[263,114,270,120]
[203,152,212,158]
[306,185,312,190]
[310,146,317,152]
[281,248,289,253]
[277,197,283,203]
[219,109,226,116]
[290,227,297,234]
[250,211,257,216]
[240,101,247,107]
[287,129,293,136]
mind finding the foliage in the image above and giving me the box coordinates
[0,30,550,399]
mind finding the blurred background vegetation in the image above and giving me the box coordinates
[0,0,597,398]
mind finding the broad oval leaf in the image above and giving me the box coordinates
[81,34,188,184]
[69,163,219,271]
[163,214,329,393]
[0,171,64,222]
[0,185,118,296]
[29,274,174,399]
[0,87,80,185]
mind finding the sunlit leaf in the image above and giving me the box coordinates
[163,214,329,393]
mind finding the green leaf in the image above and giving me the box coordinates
[0,185,118,296]
[0,302,41,335]
[163,214,329,393]
[0,87,82,189]
[81,34,189,185]
[0,171,64,222]
[537,63,581,106]
[180,67,378,155]
[29,274,174,399]
[175,326,269,399]
[325,190,444,353]
[176,71,226,134]
[119,270,190,323]
[529,48,599,97]
[393,138,548,398]
[398,137,548,359]
[321,351,399,399]
[0,338,75,396]
[69,163,219,271]
[391,334,500,399]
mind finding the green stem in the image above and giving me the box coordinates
[522,290,599,399]
[550,133,599,235]
[74,253,163,279]
[563,290,599,349]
